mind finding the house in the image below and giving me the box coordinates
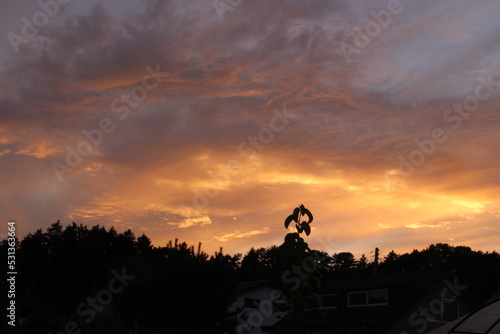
[318,269,476,333]
[231,269,478,333]
[228,280,285,334]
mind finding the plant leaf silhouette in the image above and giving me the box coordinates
[284,214,294,229]
[284,207,301,229]
[300,204,313,224]
[302,221,311,236]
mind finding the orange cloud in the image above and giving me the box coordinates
[214,227,271,242]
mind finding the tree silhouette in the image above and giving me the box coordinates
[1,221,239,333]
[331,252,356,273]
[356,253,369,272]
[238,246,279,281]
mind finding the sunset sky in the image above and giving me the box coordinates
[1,0,499,258]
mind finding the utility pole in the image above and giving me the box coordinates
[373,247,379,276]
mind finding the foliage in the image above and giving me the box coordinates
[0,221,238,334]
[284,204,314,236]
[378,243,500,301]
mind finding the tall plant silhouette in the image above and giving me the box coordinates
[276,204,321,334]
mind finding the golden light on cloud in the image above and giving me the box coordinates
[51,148,499,257]
[214,227,271,243]
[405,221,452,229]
[168,215,213,229]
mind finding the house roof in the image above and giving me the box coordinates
[428,296,500,334]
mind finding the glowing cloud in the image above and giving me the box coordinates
[214,227,271,242]
[168,216,213,229]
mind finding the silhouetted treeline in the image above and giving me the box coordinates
[1,221,239,333]
[1,222,500,333]
[237,244,500,300]
[378,243,500,302]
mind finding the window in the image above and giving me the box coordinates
[320,294,339,309]
[243,298,260,309]
[348,292,367,306]
[348,289,388,307]
[368,289,388,305]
